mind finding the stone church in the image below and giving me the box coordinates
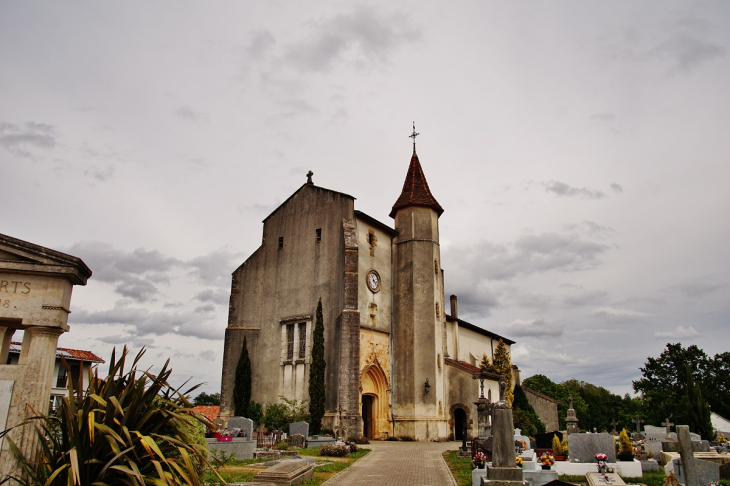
[219,138,516,440]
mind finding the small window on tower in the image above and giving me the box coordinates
[368,229,378,256]
[316,228,322,242]
[278,237,284,250]
[435,302,440,318]
[435,259,438,274]
[286,324,294,360]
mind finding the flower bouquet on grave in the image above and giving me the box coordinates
[472,452,487,469]
[540,452,554,469]
[516,457,525,468]
[595,453,608,474]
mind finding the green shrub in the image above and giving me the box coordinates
[7,347,219,486]
[619,428,633,455]
[348,435,370,444]
[273,440,289,451]
[319,444,350,457]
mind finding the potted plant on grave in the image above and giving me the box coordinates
[472,452,487,470]
[552,434,566,461]
[595,453,609,474]
[617,428,634,461]
[539,452,555,470]
[561,437,569,458]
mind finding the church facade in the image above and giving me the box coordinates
[219,144,515,440]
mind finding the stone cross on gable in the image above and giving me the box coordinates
[634,415,645,433]
[662,416,674,439]
[306,170,314,185]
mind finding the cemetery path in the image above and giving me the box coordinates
[323,440,459,486]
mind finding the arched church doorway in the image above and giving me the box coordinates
[360,359,390,439]
[454,408,467,440]
[362,394,375,438]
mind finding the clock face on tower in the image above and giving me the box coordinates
[366,270,381,293]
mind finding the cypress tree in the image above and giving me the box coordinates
[309,298,326,434]
[512,384,546,437]
[492,339,514,405]
[233,336,252,416]
[684,363,713,440]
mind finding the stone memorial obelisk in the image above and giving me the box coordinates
[482,379,527,486]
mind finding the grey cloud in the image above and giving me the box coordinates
[284,6,420,72]
[545,180,606,199]
[276,98,319,119]
[562,290,608,308]
[71,303,224,340]
[590,112,616,122]
[199,350,217,361]
[649,32,725,73]
[667,279,727,299]
[445,232,610,283]
[610,183,623,193]
[187,248,242,287]
[176,106,208,122]
[194,289,230,305]
[64,241,182,302]
[247,30,276,58]
[504,319,563,338]
[591,306,649,323]
[654,325,700,339]
[563,221,616,240]
[0,121,57,157]
[194,304,216,314]
[83,164,115,181]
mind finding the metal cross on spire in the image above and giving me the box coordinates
[409,121,419,154]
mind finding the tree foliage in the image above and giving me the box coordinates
[233,336,252,416]
[7,347,217,486]
[309,298,326,434]
[193,392,221,406]
[633,343,727,437]
[263,396,309,432]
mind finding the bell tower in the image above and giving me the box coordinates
[390,124,448,439]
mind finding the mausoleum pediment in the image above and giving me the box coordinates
[0,233,91,285]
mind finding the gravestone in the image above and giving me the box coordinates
[483,379,527,486]
[536,431,563,450]
[677,425,698,486]
[674,458,719,486]
[289,421,309,438]
[565,395,579,435]
[228,416,254,440]
[719,463,730,480]
[289,433,305,448]
[515,429,531,451]
[568,433,616,463]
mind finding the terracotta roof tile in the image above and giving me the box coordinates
[390,151,443,218]
[193,405,220,421]
[10,342,104,363]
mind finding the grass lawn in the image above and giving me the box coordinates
[203,448,370,485]
[443,450,473,486]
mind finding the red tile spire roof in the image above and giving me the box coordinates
[389,150,444,218]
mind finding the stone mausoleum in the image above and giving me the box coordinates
[220,135,517,440]
[0,233,91,478]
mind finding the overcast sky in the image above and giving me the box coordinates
[2,1,728,399]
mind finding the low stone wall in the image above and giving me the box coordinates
[206,438,256,460]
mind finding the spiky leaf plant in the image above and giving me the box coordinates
[7,347,222,486]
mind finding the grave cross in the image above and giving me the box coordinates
[568,394,573,409]
[610,420,618,435]
[662,415,674,440]
[335,405,346,439]
[633,415,645,434]
[472,371,491,399]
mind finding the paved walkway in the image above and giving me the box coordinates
[323,440,459,486]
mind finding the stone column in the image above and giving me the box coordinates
[485,380,527,486]
[2,326,64,480]
[677,425,698,486]
[0,327,16,364]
